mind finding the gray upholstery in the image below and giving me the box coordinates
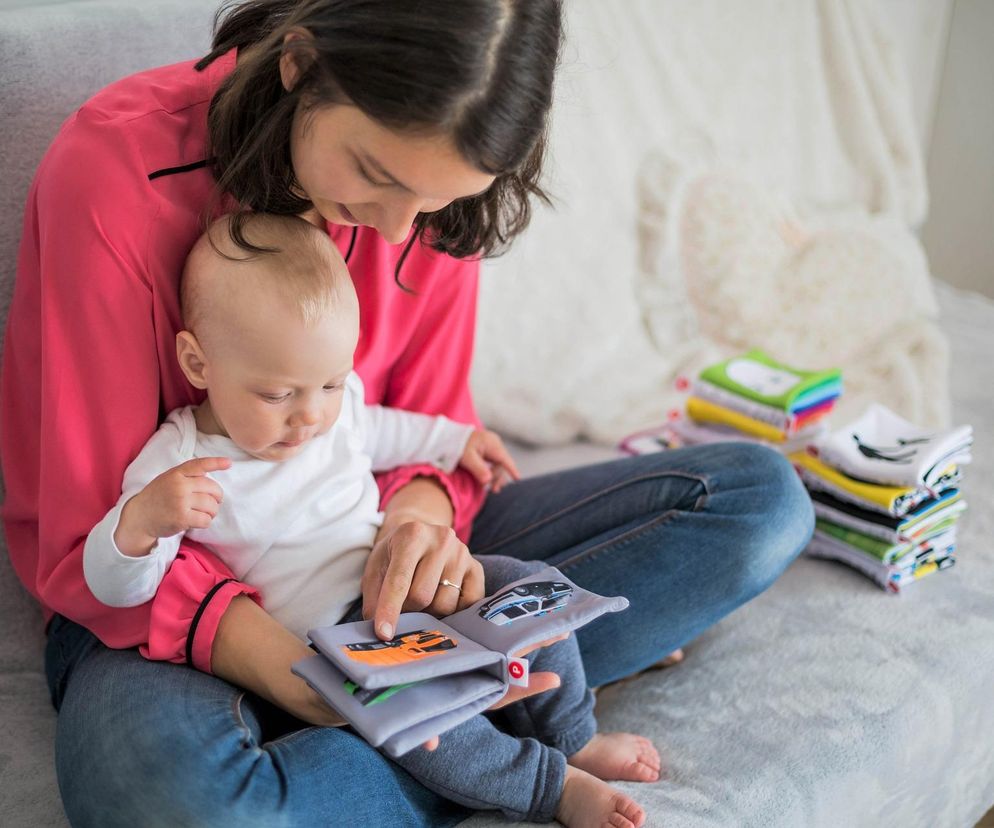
[0,3,220,825]
[2,3,993,828]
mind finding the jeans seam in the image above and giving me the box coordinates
[265,725,322,749]
[229,692,258,751]
[474,470,711,555]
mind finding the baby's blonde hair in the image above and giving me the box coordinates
[181,213,354,344]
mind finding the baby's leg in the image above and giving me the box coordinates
[479,556,662,784]
[391,714,646,827]
[389,709,563,821]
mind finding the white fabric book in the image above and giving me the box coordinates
[816,404,972,488]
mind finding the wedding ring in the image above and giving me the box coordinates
[439,578,463,594]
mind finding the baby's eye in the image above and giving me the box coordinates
[259,393,290,403]
[323,384,344,393]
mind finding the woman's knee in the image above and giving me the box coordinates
[715,443,814,600]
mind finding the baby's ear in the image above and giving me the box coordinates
[176,330,209,390]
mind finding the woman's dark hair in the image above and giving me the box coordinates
[197,0,563,284]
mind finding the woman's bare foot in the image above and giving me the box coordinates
[556,766,646,828]
[651,647,684,668]
[568,732,661,782]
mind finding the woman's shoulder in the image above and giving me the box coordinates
[77,51,235,130]
[40,51,235,196]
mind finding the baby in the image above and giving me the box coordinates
[83,214,659,827]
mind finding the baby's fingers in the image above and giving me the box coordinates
[179,456,232,477]
[194,476,226,506]
[459,449,493,486]
[485,444,521,482]
[189,493,221,519]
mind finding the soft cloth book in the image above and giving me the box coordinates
[292,566,627,757]
[699,349,841,413]
[815,403,973,488]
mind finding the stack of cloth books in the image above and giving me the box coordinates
[791,404,973,593]
[660,349,843,454]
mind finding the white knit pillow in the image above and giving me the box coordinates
[637,151,951,428]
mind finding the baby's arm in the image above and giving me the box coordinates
[351,373,520,489]
[82,418,230,608]
[113,456,230,557]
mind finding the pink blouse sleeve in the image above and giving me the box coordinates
[373,246,488,541]
[1,111,259,672]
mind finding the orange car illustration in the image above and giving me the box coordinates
[341,629,457,667]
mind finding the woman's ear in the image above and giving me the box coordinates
[176,331,209,390]
[279,28,316,93]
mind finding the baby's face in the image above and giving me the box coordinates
[203,303,359,462]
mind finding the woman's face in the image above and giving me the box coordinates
[289,103,497,244]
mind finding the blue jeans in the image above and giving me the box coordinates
[47,443,813,826]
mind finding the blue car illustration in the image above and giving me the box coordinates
[478,581,573,625]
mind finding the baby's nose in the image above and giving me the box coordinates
[291,405,321,427]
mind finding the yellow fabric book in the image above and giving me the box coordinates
[789,451,916,512]
[686,396,786,443]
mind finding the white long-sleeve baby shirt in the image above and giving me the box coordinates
[83,372,474,638]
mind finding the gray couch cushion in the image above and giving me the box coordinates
[1,3,221,825]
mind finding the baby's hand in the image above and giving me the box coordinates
[115,457,231,556]
[458,429,521,493]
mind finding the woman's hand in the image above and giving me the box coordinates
[361,477,486,640]
[361,520,485,640]
[358,477,569,747]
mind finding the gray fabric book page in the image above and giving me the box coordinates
[308,612,504,689]
[445,565,630,658]
[292,652,506,755]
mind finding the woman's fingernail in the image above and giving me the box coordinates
[378,622,393,640]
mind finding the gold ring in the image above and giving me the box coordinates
[439,578,463,594]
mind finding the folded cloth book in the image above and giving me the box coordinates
[684,350,841,445]
[619,350,841,457]
[789,451,952,517]
[795,406,972,593]
[698,349,842,414]
[690,378,836,435]
[806,529,956,593]
[810,489,967,545]
[292,566,627,757]
[814,403,973,489]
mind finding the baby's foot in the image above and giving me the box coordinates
[556,766,646,828]
[568,733,661,783]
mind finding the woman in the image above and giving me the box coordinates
[2,0,814,824]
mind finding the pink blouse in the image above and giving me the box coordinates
[1,50,486,672]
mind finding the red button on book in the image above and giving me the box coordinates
[507,658,529,686]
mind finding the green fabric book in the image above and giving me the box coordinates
[700,349,842,413]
